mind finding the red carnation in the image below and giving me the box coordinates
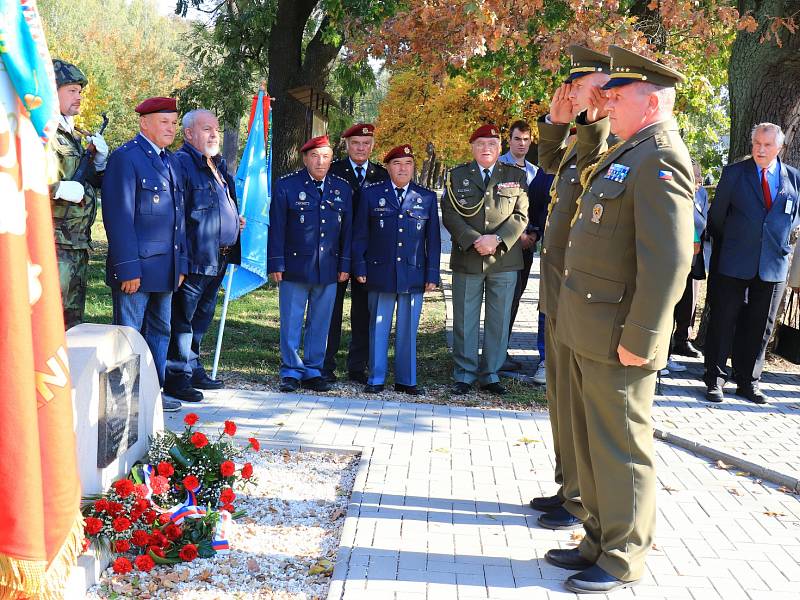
[183,475,200,491]
[112,479,135,498]
[131,530,149,547]
[150,475,169,496]
[93,498,109,513]
[223,420,237,436]
[84,517,103,536]
[190,432,209,448]
[221,503,235,513]
[113,539,131,553]
[241,463,254,479]
[113,557,133,574]
[143,510,158,525]
[220,460,235,477]
[135,499,150,512]
[157,513,172,525]
[163,524,182,541]
[135,554,156,573]
[107,501,124,516]
[129,509,143,523]
[112,517,131,532]
[133,483,149,499]
[157,461,175,478]
[149,530,168,548]
[81,538,91,553]
[178,543,198,562]
[248,437,260,451]
[219,487,235,504]
[184,413,199,426]
[148,545,166,558]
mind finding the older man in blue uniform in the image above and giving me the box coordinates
[268,135,353,393]
[102,96,188,412]
[353,144,441,394]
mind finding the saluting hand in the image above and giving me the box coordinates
[549,83,576,125]
[585,86,609,123]
[617,344,647,367]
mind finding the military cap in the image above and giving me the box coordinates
[300,135,332,153]
[604,45,686,89]
[52,59,88,88]
[135,97,178,115]
[383,144,414,163]
[565,45,611,83]
[342,123,375,138]
[469,124,500,143]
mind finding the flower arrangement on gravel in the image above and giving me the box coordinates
[81,414,260,572]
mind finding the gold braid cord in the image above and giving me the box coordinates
[445,170,485,218]
[544,138,578,227]
[570,140,627,227]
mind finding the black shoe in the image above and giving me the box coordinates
[301,377,332,392]
[529,494,562,512]
[537,505,583,530]
[450,382,472,395]
[735,384,767,404]
[672,341,702,358]
[544,548,595,571]
[395,383,425,396]
[191,370,224,390]
[705,384,724,403]
[348,371,368,384]
[565,565,639,594]
[279,377,300,392]
[164,386,203,403]
[363,383,384,393]
[321,370,338,384]
[161,397,182,412]
[480,382,507,396]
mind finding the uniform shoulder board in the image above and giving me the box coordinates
[362,180,382,189]
[329,172,349,184]
[448,162,470,173]
[414,182,435,194]
[654,132,672,149]
[279,169,304,180]
[502,162,525,172]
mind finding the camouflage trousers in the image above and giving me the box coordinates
[56,246,89,330]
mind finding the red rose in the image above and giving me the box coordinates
[107,502,124,516]
[184,413,199,426]
[112,517,131,532]
[190,432,209,448]
[131,530,149,547]
[149,531,168,548]
[133,483,149,499]
[223,420,237,436]
[157,461,175,478]
[182,475,200,491]
[93,499,109,513]
[219,487,235,504]
[221,503,235,513]
[241,463,254,479]
[143,510,157,525]
[113,557,133,574]
[113,539,131,553]
[248,437,260,451]
[220,460,235,477]
[135,554,155,572]
[178,543,198,562]
[163,524,182,541]
[148,545,165,558]
[157,513,172,525]
[150,475,169,496]
[111,479,135,498]
[84,517,103,536]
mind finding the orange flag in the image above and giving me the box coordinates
[0,2,83,598]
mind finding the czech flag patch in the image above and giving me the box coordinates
[658,170,673,181]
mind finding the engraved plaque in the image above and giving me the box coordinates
[97,355,140,468]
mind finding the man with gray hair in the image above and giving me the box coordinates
[703,122,800,404]
[164,109,245,402]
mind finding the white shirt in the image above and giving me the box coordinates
[59,114,75,134]
[140,133,164,154]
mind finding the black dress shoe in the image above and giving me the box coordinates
[736,384,767,404]
[672,340,702,358]
[480,382,507,395]
[191,370,224,390]
[544,548,595,571]
[450,382,472,395]
[529,494,562,512]
[321,370,338,384]
[395,383,425,396]
[279,377,300,392]
[363,383,384,393]
[164,386,203,403]
[565,564,639,593]
[348,371,368,384]
[301,377,332,392]
[537,505,583,530]
[705,384,724,403]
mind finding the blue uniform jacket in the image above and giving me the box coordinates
[174,143,241,275]
[102,134,188,292]
[267,169,353,284]
[709,157,800,283]
[353,181,441,293]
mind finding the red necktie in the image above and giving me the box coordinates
[761,168,772,210]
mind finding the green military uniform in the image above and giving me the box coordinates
[442,149,528,385]
[556,47,694,585]
[536,46,613,522]
[50,60,102,329]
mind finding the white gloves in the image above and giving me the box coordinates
[54,180,85,203]
[86,133,108,170]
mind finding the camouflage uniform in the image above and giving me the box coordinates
[50,60,102,329]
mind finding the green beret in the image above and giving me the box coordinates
[52,59,88,89]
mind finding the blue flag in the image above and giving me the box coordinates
[224,91,272,299]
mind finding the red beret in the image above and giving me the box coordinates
[342,123,375,138]
[300,135,332,153]
[383,144,414,163]
[135,97,178,115]
[469,124,501,143]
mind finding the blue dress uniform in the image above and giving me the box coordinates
[353,168,441,388]
[267,166,353,382]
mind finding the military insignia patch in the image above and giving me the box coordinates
[299,191,306,200]
[463,179,470,187]
[658,170,673,181]
[379,198,386,207]
[497,182,520,189]
[153,194,160,204]
[457,198,467,206]
[379,219,384,228]
[300,214,305,223]
[604,163,630,183]
[591,203,604,224]
[334,189,340,195]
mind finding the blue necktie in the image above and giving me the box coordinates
[483,168,491,188]
[314,179,323,196]
[356,166,365,186]
[395,187,405,204]
[159,150,169,169]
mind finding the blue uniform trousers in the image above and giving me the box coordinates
[112,289,172,386]
[367,291,424,386]
[538,311,546,362]
[279,280,337,380]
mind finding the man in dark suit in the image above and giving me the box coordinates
[323,123,389,384]
[704,122,800,404]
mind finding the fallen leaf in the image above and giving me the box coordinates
[282,448,291,462]
[715,460,731,470]
[483,514,498,520]
[778,486,800,495]
[308,558,334,576]
[764,511,787,517]
[518,437,539,445]
[247,558,260,573]
[662,485,679,492]
[433,447,449,453]
[727,487,743,496]
[275,421,285,426]
[735,471,751,477]
[330,507,346,521]
[197,570,212,582]
[569,532,584,541]
[651,543,661,551]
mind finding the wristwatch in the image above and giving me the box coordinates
[495,234,503,245]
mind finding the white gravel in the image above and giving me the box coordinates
[87,449,359,599]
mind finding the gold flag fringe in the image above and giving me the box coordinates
[0,512,84,600]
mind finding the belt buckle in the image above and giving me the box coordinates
[220,246,231,256]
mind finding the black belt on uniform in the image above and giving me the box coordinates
[219,246,233,256]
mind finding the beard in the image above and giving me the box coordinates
[205,142,221,157]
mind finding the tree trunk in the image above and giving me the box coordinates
[728,0,800,164]
[222,121,240,173]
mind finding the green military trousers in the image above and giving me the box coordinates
[569,349,657,581]
[56,246,89,331]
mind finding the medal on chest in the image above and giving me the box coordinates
[591,203,604,224]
